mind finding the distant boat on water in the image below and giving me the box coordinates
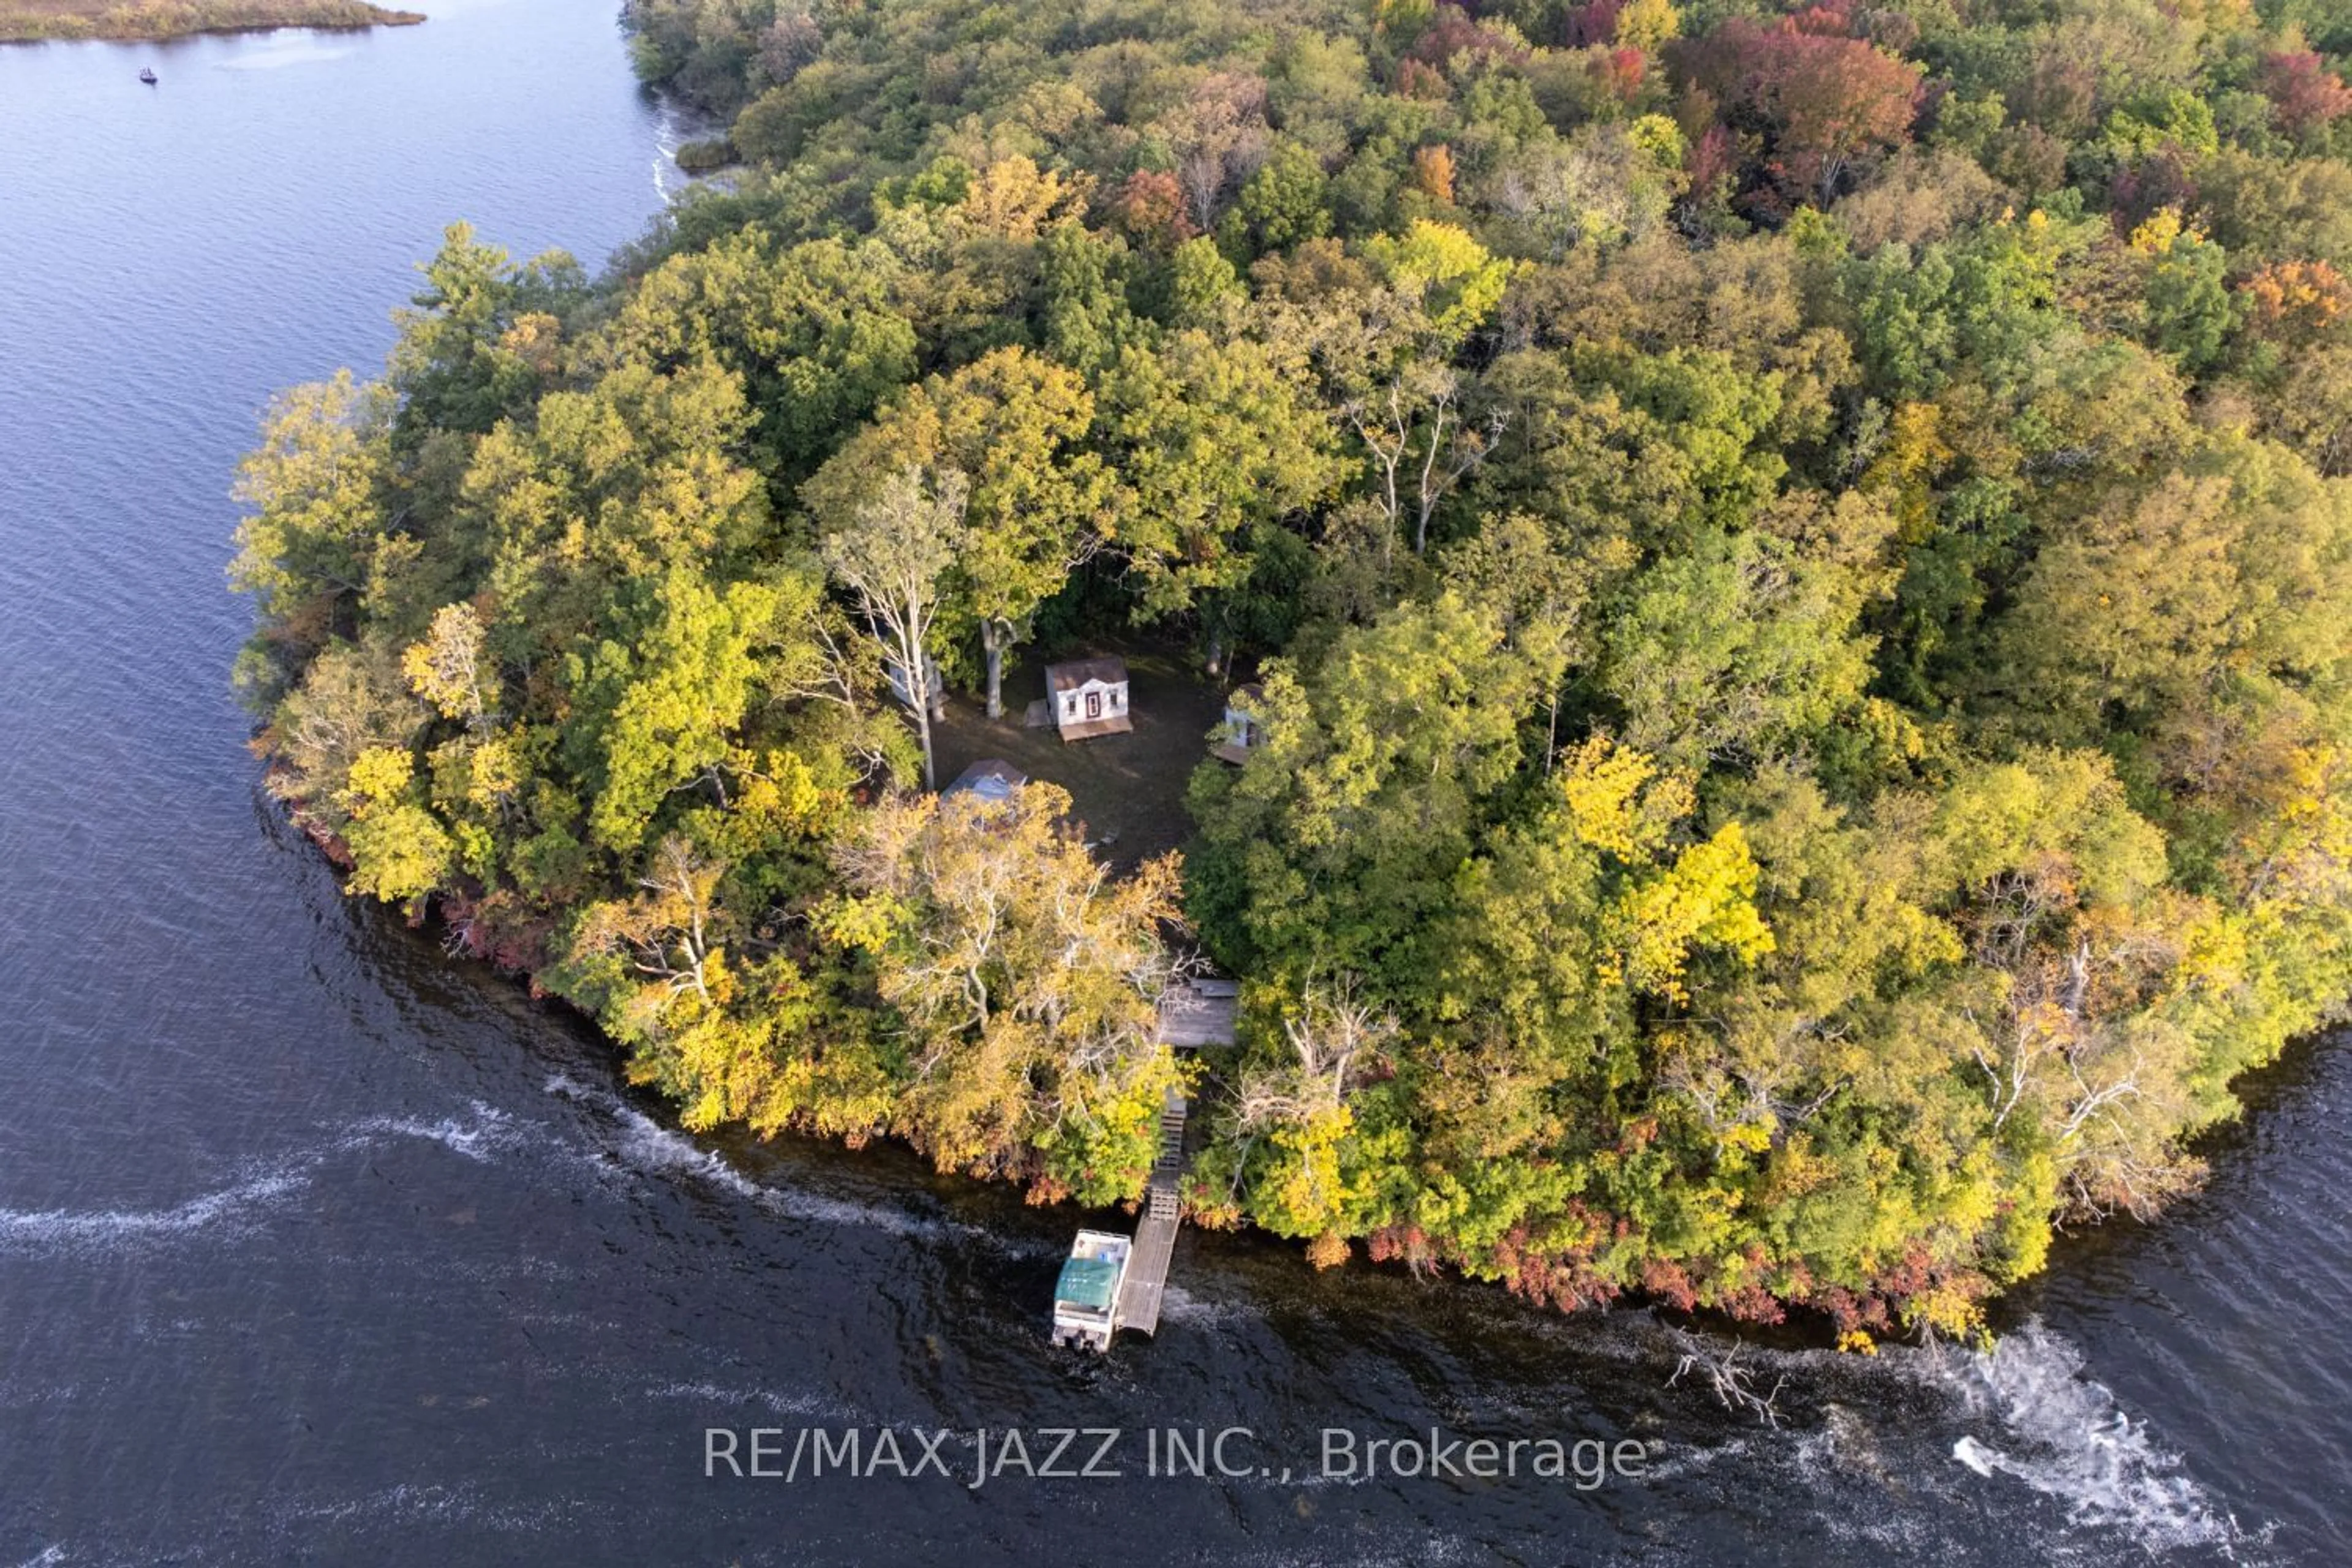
[138,68,158,85]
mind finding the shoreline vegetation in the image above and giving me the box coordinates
[0,0,421,44]
[234,0,2352,1347]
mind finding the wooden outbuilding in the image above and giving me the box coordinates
[1156,976,1238,1047]
[1046,657,1133,741]
[1211,682,1266,766]
[885,649,947,720]
[942,758,1025,805]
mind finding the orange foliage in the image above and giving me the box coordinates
[2241,259,2351,336]
[1109,168,1196,250]
[1411,142,1457,204]
[1306,1231,1351,1269]
[1599,44,1645,102]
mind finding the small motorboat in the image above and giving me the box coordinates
[138,67,158,84]
[1049,1229,1131,1351]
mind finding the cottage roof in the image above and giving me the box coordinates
[943,758,1025,803]
[1046,657,1128,693]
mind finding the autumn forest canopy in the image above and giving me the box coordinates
[234,0,2352,1337]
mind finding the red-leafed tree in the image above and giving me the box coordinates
[1677,16,1923,207]
[1686,121,1738,205]
[1599,44,1646,103]
[1755,28,1921,203]
[2260,50,2352,142]
[1110,169,1196,251]
[1404,3,1526,72]
[1564,0,1622,48]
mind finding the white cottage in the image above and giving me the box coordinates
[884,648,948,720]
[1046,657,1133,741]
[1211,682,1266,766]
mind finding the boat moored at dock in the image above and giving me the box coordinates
[1050,1230,1132,1351]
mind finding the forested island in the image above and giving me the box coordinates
[232,0,2352,1341]
[0,0,419,44]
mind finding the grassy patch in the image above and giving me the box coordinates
[930,645,1231,872]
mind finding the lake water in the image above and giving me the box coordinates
[1,5,2345,1562]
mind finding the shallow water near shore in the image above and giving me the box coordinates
[1,5,2347,1563]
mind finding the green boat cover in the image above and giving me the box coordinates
[1055,1256,1120,1310]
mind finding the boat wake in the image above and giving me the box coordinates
[1155,1284,1255,1327]
[339,1104,529,1163]
[265,1479,586,1536]
[1929,1321,2260,1560]
[0,1102,526,1257]
[0,1168,310,1252]
[642,1378,851,1421]
[543,1074,1052,1255]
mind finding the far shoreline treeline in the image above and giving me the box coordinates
[0,0,421,45]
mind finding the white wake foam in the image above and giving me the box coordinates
[0,1169,311,1251]
[1937,1320,2246,1555]
[1156,1284,1254,1327]
[647,102,694,201]
[0,1104,529,1256]
[543,1074,962,1243]
[341,1101,524,1162]
[608,1105,761,1199]
[642,1378,846,1420]
[266,1479,581,1535]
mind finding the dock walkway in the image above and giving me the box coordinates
[1114,1085,1188,1336]
[1061,976,1234,1346]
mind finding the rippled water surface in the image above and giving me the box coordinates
[1,6,2346,1564]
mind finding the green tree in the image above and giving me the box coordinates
[826,783,1188,1199]
[390,221,584,448]
[1188,591,1567,982]
[564,568,782,855]
[807,349,1105,719]
[228,372,394,676]
[1098,330,1345,668]
[1599,493,1896,769]
[1218,141,1333,261]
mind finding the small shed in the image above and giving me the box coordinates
[1156,977,1238,1047]
[885,649,948,720]
[1211,682,1267,766]
[1046,657,1133,741]
[943,758,1025,805]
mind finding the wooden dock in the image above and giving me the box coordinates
[1114,1085,1188,1337]
[1155,976,1238,1048]
[1057,976,1233,1347]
